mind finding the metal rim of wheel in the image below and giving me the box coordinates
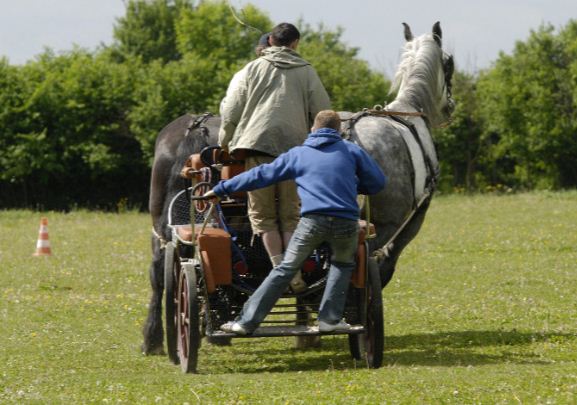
[348,243,369,361]
[348,257,384,367]
[364,258,384,368]
[164,241,180,365]
[177,263,201,373]
[347,284,364,360]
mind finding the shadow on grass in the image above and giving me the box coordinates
[200,329,575,374]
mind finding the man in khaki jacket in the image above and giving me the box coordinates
[219,22,330,291]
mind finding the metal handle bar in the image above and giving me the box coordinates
[191,195,215,201]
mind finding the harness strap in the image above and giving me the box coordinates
[341,110,369,141]
[183,112,215,200]
[388,115,439,195]
[184,112,214,138]
[342,109,438,262]
[364,109,426,118]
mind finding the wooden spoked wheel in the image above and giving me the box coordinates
[349,257,384,368]
[177,262,201,373]
[164,241,179,364]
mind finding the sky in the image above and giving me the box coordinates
[1,0,577,76]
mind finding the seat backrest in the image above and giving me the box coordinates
[198,227,232,293]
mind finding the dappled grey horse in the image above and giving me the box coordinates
[340,22,454,287]
[141,22,454,355]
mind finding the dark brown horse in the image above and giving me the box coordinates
[142,113,220,354]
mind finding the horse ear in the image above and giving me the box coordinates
[432,21,442,47]
[402,22,413,41]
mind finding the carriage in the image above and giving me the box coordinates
[142,23,454,374]
[163,145,384,373]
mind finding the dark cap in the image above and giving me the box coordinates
[258,33,270,47]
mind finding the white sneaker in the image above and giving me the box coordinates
[318,319,351,332]
[220,321,248,335]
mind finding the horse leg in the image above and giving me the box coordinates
[141,235,165,355]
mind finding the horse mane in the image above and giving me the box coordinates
[390,33,445,123]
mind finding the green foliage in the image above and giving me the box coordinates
[5,1,576,208]
[0,49,147,208]
[129,55,225,161]
[0,58,32,180]
[476,22,577,189]
[176,1,271,66]
[1,0,395,208]
[112,0,194,63]
[299,24,391,111]
[2,193,576,401]
[434,71,486,191]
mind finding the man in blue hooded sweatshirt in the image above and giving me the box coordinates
[205,110,386,334]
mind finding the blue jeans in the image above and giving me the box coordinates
[236,214,359,332]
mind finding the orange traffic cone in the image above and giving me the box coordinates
[33,217,52,256]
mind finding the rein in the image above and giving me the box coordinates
[184,112,214,138]
[340,108,426,125]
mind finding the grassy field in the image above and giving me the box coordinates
[1,191,576,404]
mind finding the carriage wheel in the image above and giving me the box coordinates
[177,262,201,373]
[348,287,364,360]
[364,258,384,368]
[349,258,384,368]
[164,241,180,364]
[192,182,211,213]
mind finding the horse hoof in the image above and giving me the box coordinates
[141,343,165,356]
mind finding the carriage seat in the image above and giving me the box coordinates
[175,225,232,293]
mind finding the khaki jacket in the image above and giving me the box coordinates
[219,46,331,157]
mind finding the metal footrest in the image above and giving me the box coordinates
[208,324,365,338]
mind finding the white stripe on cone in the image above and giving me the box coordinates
[33,218,52,256]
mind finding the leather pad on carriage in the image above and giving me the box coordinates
[180,154,204,179]
[197,228,232,293]
[351,220,375,288]
[357,220,375,243]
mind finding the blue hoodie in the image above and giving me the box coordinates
[212,128,386,220]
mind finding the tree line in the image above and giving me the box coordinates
[1,0,575,210]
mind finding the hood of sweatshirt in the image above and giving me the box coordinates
[261,46,310,69]
[302,128,343,148]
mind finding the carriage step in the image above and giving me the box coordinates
[209,324,365,338]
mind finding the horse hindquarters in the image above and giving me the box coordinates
[352,117,423,289]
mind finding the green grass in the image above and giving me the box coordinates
[1,192,576,404]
